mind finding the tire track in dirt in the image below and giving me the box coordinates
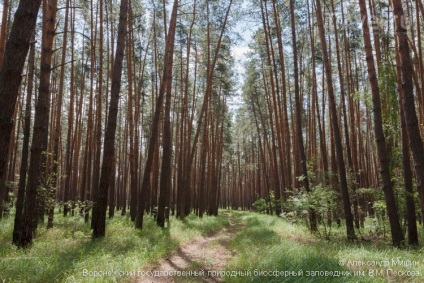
[137,213,243,283]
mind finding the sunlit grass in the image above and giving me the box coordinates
[225,211,424,283]
[2,209,423,282]
[0,209,229,282]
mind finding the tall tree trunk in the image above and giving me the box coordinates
[0,0,42,220]
[48,0,70,229]
[315,0,355,241]
[12,34,35,245]
[127,1,138,222]
[157,0,178,227]
[80,25,93,221]
[271,0,291,192]
[177,0,196,220]
[359,0,404,247]
[260,0,282,216]
[290,0,317,231]
[136,0,180,228]
[0,0,9,67]
[332,0,360,229]
[393,0,424,225]
[89,0,100,228]
[92,0,128,238]
[180,0,233,219]
[394,32,419,244]
[63,2,76,217]
[19,0,58,247]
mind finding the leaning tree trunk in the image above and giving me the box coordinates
[393,0,424,226]
[179,0,233,220]
[315,0,356,241]
[0,0,42,220]
[136,0,179,229]
[92,0,128,238]
[12,35,35,245]
[359,0,404,247]
[394,36,419,245]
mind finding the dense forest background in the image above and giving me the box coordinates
[0,0,423,251]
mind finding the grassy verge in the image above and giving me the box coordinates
[225,211,424,283]
[0,210,229,282]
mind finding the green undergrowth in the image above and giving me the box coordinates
[2,210,423,282]
[225,211,424,283]
[0,210,229,282]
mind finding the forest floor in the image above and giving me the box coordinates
[1,210,424,282]
[137,212,243,283]
[135,211,424,283]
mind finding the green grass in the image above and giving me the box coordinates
[225,211,424,283]
[0,210,229,282]
[2,210,424,283]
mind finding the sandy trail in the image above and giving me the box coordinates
[137,213,242,283]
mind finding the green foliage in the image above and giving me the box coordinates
[1,181,16,216]
[351,90,372,107]
[36,184,54,212]
[356,187,391,237]
[64,200,94,216]
[289,184,337,216]
[252,197,267,214]
[371,200,388,237]
[378,61,398,127]
[226,211,424,283]
[0,210,229,282]
[285,183,337,238]
[378,60,400,166]
[356,185,419,241]
[252,192,276,214]
[356,187,378,196]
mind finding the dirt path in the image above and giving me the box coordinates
[137,213,242,283]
